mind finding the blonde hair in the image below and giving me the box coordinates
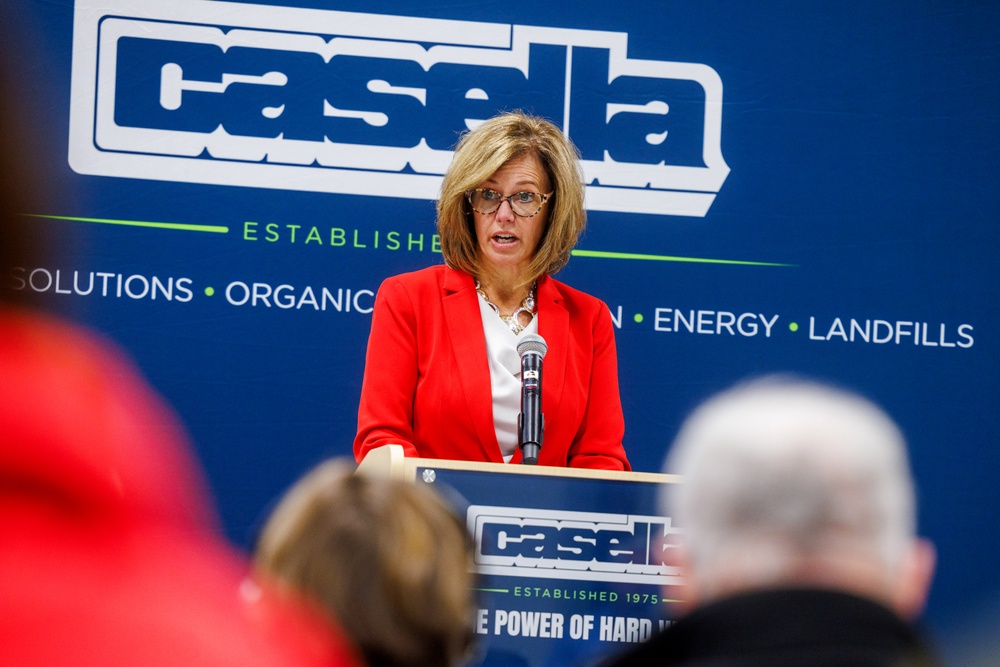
[254,459,475,667]
[437,111,586,290]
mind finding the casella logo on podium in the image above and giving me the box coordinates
[69,0,729,217]
[468,505,683,585]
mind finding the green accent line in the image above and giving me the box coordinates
[26,214,229,234]
[571,248,795,267]
[473,588,510,594]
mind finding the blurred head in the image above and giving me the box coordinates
[662,376,935,619]
[254,459,475,667]
[0,51,54,309]
[437,111,586,290]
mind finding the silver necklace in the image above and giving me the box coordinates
[475,281,537,335]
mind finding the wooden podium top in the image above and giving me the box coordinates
[356,444,679,485]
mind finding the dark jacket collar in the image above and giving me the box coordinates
[610,588,939,667]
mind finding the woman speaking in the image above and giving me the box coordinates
[354,112,630,470]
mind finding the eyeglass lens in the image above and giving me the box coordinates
[469,190,545,217]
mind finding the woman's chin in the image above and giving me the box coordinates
[482,244,528,268]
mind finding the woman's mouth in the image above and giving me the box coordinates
[493,234,518,245]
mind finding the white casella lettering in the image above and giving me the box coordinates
[808,317,973,348]
[493,610,565,638]
[469,506,683,585]
[224,281,374,313]
[599,616,653,643]
[69,0,728,217]
[654,308,778,337]
[7,267,193,302]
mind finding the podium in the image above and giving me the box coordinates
[358,445,683,667]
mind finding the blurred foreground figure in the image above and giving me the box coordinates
[605,377,940,667]
[0,311,363,667]
[0,51,360,667]
[255,459,476,667]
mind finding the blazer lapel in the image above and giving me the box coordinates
[536,276,568,433]
[441,268,503,462]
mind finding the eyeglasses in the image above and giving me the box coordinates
[466,189,553,218]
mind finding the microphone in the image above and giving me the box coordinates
[516,333,547,465]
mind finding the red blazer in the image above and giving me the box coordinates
[354,265,630,470]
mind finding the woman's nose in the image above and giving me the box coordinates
[495,198,516,222]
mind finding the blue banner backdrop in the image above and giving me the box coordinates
[5,1,999,663]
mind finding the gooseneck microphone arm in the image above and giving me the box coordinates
[516,334,547,465]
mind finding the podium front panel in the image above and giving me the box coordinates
[414,465,681,667]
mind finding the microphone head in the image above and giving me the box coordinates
[517,333,547,359]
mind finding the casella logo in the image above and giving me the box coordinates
[69,0,729,217]
[468,505,683,585]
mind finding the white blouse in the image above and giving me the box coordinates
[477,295,538,462]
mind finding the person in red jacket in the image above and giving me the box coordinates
[0,305,361,667]
[355,112,630,470]
[0,310,365,667]
[0,56,361,667]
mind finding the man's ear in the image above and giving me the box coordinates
[661,542,698,616]
[892,538,936,620]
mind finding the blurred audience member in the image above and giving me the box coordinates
[0,313,362,667]
[255,459,476,667]
[0,54,361,667]
[604,376,940,667]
